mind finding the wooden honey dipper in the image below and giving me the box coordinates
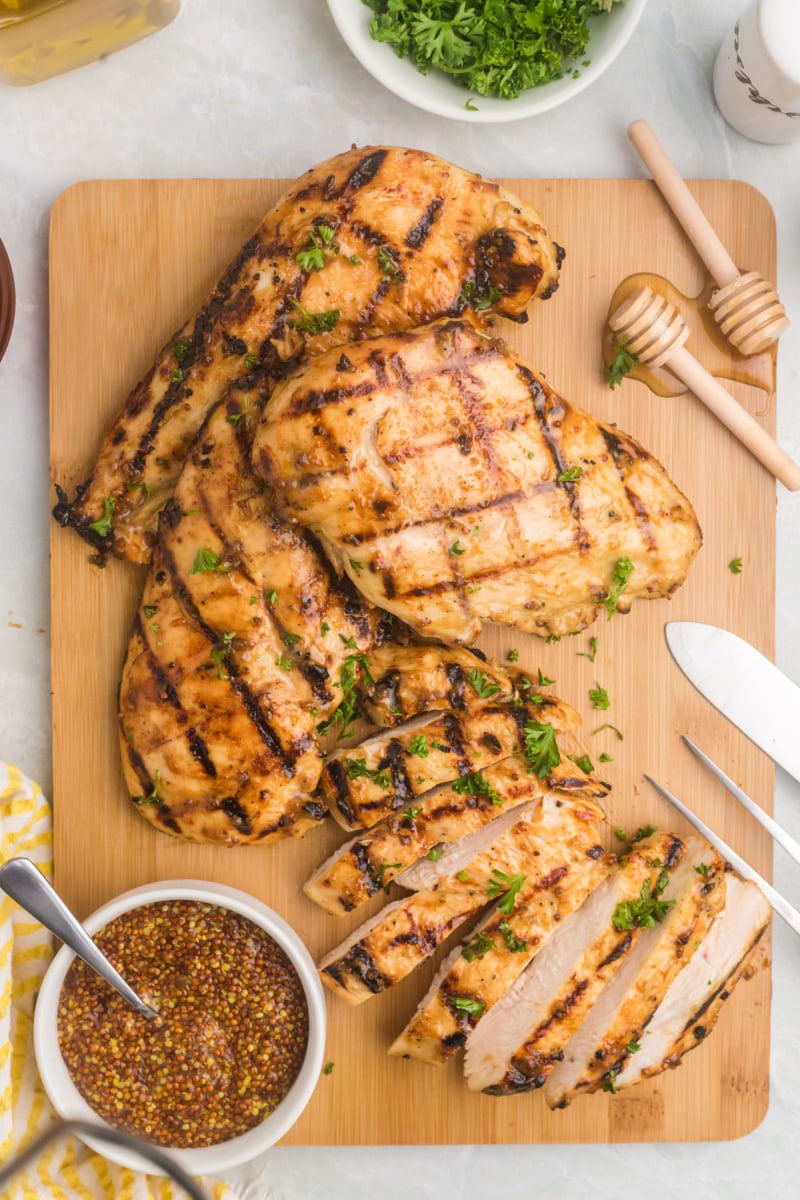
[609,286,800,491]
[628,119,789,356]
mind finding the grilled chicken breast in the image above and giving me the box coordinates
[360,643,514,726]
[305,752,608,916]
[318,794,603,1004]
[614,873,770,1091]
[463,834,684,1091]
[118,391,390,844]
[321,694,581,831]
[390,819,614,1065]
[254,318,701,644]
[542,837,726,1108]
[55,147,561,564]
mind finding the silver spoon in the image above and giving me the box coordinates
[0,857,158,1019]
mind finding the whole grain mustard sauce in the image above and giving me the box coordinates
[57,900,309,1148]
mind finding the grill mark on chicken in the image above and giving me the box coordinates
[327,759,358,827]
[186,727,217,777]
[445,662,466,708]
[158,542,292,765]
[598,932,633,969]
[221,796,252,835]
[405,198,443,248]
[322,945,390,995]
[600,428,657,550]
[441,712,469,772]
[340,149,389,197]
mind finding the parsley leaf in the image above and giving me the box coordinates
[190,547,221,575]
[728,557,743,574]
[427,845,445,861]
[507,648,519,663]
[523,720,561,779]
[448,995,485,1018]
[593,722,624,740]
[577,635,599,663]
[323,1061,335,1075]
[602,557,635,619]
[557,465,583,483]
[344,758,392,789]
[568,753,594,775]
[288,296,340,335]
[89,496,115,538]
[452,771,502,805]
[462,931,496,962]
[449,540,465,555]
[612,877,675,931]
[468,668,501,698]
[487,868,525,915]
[607,338,639,389]
[589,684,610,710]
[407,734,430,758]
[498,921,527,953]
[132,770,161,807]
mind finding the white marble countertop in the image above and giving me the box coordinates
[2,1,800,1196]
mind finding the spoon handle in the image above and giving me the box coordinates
[0,858,157,1019]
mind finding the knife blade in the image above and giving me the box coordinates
[665,621,800,786]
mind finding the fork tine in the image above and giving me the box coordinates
[644,774,800,939]
[682,736,800,870]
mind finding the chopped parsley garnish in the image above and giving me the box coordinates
[344,758,391,789]
[265,588,278,604]
[557,465,583,483]
[364,0,618,99]
[694,862,711,877]
[537,668,554,686]
[244,352,260,368]
[452,771,502,805]
[593,723,624,742]
[132,770,161,807]
[456,869,469,883]
[602,557,635,619]
[468,669,501,698]
[249,595,258,605]
[407,734,430,758]
[170,367,184,384]
[89,496,115,538]
[615,824,656,844]
[126,480,154,498]
[374,861,402,889]
[143,605,158,619]
[427,845,445,861]
[728,557,743,574]
[601,1069,618,1095]
[276,654,293,672]
[170,341,188,362]
[507,648,519,663]
[318,649,374,740]
[320,621,330,636]
[225,412,245,426]
[577,636,599,663]
[568,753,594,775]
[282,631,301,646]
[459,279,501,311]
[487,868,525,915]
[612,876,675,931]
[190,547,221,575]
[210,631,236,680]
[288,296,340,335]
[449,540,465,555]
[607,337,639,389]
[599,752,613,763]
[349,559,364,575]
[296,224,337,272]
[448,995,486,1018]
[625,1040,641,1055]
[589,684,610,710]
[462,931,496,961]
[498,921,527,953]
[322,1061,335,1075]
[403,806,422,820]
[523,720,561,779]
[377,245,404,282]
[545,634,561,644]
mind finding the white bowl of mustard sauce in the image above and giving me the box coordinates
[34,880,326,1175]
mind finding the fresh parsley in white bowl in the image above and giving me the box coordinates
[327,0,648,123]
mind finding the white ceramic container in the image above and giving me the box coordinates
[713,0,800,143]
[33,879,327,1176]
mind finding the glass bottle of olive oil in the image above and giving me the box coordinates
[0,0,180,86]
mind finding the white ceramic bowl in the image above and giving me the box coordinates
[327,0,648,123]
[34,880,326,1175]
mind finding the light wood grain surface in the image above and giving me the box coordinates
[49,178,775,1145]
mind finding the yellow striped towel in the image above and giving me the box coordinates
[0,762,239,1200]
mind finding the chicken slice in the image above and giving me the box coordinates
[118,393,390,844]
[360,643,514,726]
[542,837,726,1108]
[321,693,582,831]
[55,146,561,564]
[318,794,603,1004]
[614,873,770,1091]
[305,753,607,916]
[462,834,684,1089]
[254,318,701,644]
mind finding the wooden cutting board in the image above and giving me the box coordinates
[49,176,776,1145]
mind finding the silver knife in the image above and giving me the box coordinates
[665,621,800,786]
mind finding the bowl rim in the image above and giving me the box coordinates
[33,879,327,1175]
[326,0,649,124]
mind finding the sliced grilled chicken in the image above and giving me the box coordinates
[361,643,514,726]
[255,318,701,644]
[463,834,684,1090]
[306,754,608,915]
[318,795,602,1004]
[390,831,619,1065]
[118,394,390,844]
[614,873,770,1091]
[542,837,726,1108]
[321,694,582,831]
[55,147,561,564]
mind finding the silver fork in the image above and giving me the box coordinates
[644,737,800,938]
